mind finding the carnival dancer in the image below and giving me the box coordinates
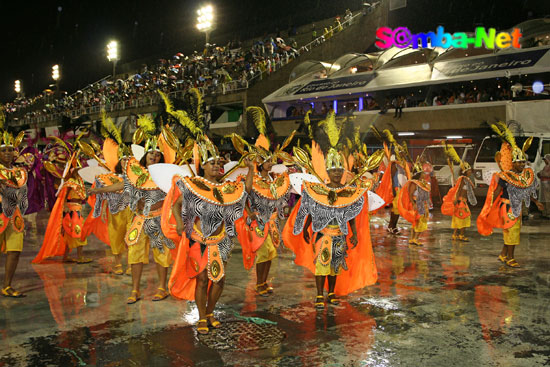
[158,136,254,334]
[33,136,93,264]
[441,141,477,241]
[234,107,294,297]
[477,122,543,268]
[88,115,176,302]
[373,128,411,235]
[156,90,254,334]
[0,128,28,298]
[283,111,379,308]
[83,111,131,275]
[398,162,431,246]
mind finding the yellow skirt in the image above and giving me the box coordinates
[108,208,131,255]
[0,225,24,253]
[65,234,87,250]
[451,215,471,229]
[127,232,172,267]
[314,237,344,276]
[503,217,521,246]
[256,232,277,264]
[392,188,400,215]
[414,215,428,233]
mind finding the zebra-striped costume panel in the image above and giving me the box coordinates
[122,176,166,216]
[416,186,430,216]
[92,177,130,218]
[248,190,289,229]
[143,215,176,251]
[330,234,348,273]
[293,189,364,235]
[176,179,246,239]
[0,185,28,217]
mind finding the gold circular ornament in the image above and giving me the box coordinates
[321,247,330,262]
[74,225,81,235]
[128,229,138,241]
[211,260,221,278]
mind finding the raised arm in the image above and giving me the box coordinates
[244,158,255,194]
[88,181,124,195]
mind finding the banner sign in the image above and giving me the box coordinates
[295,74,374,95]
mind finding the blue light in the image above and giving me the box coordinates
[532,81,544,94]
[358,97,364,111]
[333,100,337,114]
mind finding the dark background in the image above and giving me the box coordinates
[1,0,549,102]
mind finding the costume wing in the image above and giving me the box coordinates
[78,166,110,184]
[223,161,249,182]
[149,163,195,193]
[131,144,145,161]
[367,191,385,212]
[289,173,320,194]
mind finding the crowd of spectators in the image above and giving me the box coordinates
[4,11,361,125]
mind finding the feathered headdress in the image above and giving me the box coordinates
[491,121,530,167]
[133,113,162,153]
[317,111,344,171]
[243,106,295,165]
[159,90,218,166]
[442,140,471,172]
[0,107,25,149]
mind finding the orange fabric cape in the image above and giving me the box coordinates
[441,176,465,216]
[33,187,69,263]
[476,173,516,236]
[235,212,265,270]
[281,196,378,296]
[375,162,394,209]
[397,181,420,227]
[81,182,111,246]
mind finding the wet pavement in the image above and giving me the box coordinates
[1,208,550,366]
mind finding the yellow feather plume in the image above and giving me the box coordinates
[100,110,123,145]
[246,106,267,136]
[442,140,462,165]
[158,90,201,137]
[187,88,204,124]
[136,114,156,135]
[318,111,340,148]
[491,121,517,149]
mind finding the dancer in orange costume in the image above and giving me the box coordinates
[283,112,378,308]
[477,122,543,268]
[156,90,255,334]
[398,164,431,246]
[88,114,176,303]
[83,111,131,275]
[0,126,28,298]
[160,135,255,334]
[234,106,294,297]
[441,141,477,241]
[372,128,411,235]
[34,136,92,264]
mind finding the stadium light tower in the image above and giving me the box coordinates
[52,64,60,98]
[107,40,119,78]
[14,80,21,97]
[196,5,214,45]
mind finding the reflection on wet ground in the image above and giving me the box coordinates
[1,209,550,366]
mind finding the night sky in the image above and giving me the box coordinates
[1,0,549,102]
